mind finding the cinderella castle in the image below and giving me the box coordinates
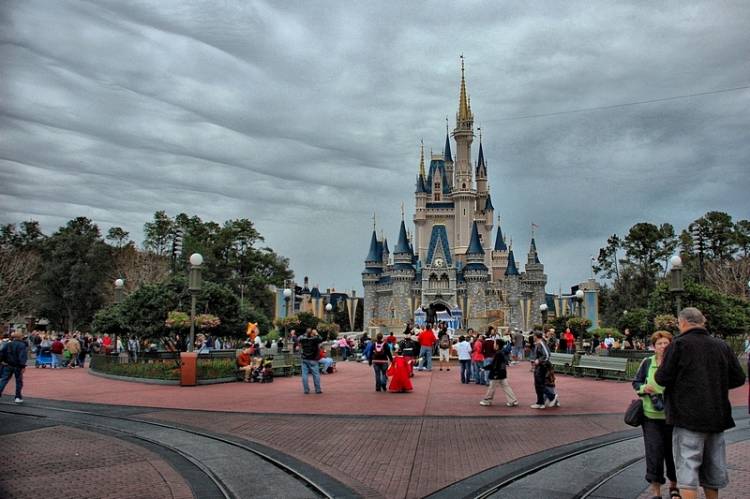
[362,59,548,333]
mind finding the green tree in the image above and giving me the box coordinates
[692,211,735,261]
[649,281,750,336]
[593,234,621,280]
[106,227,130,248]
[37,217,113,331]
[733,220,750,257]
[143,210,175,256]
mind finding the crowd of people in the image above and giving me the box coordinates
[2,305,748,497]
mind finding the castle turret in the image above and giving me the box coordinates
[504,247,521,329]
[491,220,509,281]
[362,228,383,326]
[414,142,428,258]
[463,221,488,330]
[452,56,476,256]
[443,123,454,189]
[392,218,416,324]
[524,237,548,327]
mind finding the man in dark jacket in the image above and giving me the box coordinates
[298,328,323,394]
[0,331,28,403]
[655,307,746,499]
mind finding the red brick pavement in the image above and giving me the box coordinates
[16,361,748,498]
[143,409,634,498]
[635,439,750,499]
[0,425,193,499]
[21,360,748,417]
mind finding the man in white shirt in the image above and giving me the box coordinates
[453,335,473,384]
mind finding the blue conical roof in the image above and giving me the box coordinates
[394,220,411,254]
[466,221,485,255]
[476,141,486,175]
[505,249,520,276]
[529,238,541,264]
[494,225,507,251]
[485,194,494,211]
[365,230,381,262]
[444,132,452,162]
[382,237,389,255]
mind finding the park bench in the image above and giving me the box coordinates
[271,355,294,377]
[549,353,575,375]
[575,355,628,380]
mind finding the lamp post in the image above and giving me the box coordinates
[669,255,684,315]
[575,289,585,318]
[283,287,292,339]
[540,303,548,326]
[325,302,333,324]
[114,278,124,356]
[187,253,203,352]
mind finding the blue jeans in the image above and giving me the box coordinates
[373,363,388,391]
[473,360,486,384]
[0,366,24,399]
[418,346,432,370]
[459,359,471,383]
[301,359,321,393]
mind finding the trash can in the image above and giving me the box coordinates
[180,352,198,386]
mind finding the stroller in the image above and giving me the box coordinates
[250,358,274,383]
[35,347,54,368]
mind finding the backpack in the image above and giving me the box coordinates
[439,336,450,349]
[502,342,512,355]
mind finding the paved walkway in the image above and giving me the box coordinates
[19,360,748,416]
[2,360,747,498]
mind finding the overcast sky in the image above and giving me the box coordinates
[2,0,749,295]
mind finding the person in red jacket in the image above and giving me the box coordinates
[236,345,254,382]
[417,324,437,371]
[387,353,413,392]
[563,328,575,354]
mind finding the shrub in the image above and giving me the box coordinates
[653,314,678,333]
[566,317,592,337]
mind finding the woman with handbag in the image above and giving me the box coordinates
[479,339,518,407]
[632,331,680,499]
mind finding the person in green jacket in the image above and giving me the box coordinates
[633,331,680,499]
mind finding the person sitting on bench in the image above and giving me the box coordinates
[237,344,254,382]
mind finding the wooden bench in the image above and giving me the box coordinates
[271,355,294,377]
[575,355,629,380]
[549,353,575,375]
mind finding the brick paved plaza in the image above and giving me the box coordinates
[1,361,747,498]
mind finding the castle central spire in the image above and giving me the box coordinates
[458,54,472,123]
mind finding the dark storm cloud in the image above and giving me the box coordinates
[1,0,749,293]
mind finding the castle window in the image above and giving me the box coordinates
[462,183,466,189]
[434,193,441,201]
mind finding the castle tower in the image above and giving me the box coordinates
[392,217,416,323]
[362,228,383,327]
[414,142,428,260]
[524,237,548,327]
[463,221,489,330]
[504,247,521,330]
[443,123,454,189]
[452,56,475,257]
[491,220,509,281]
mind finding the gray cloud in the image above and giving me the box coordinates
[1,0,749,295]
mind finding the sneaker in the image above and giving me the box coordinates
[530,403,545,409]
[479,400,491,406]
[506,401,519,407]
[554,398,561,407]
[14,398,23,404]
[550,395,559,407]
